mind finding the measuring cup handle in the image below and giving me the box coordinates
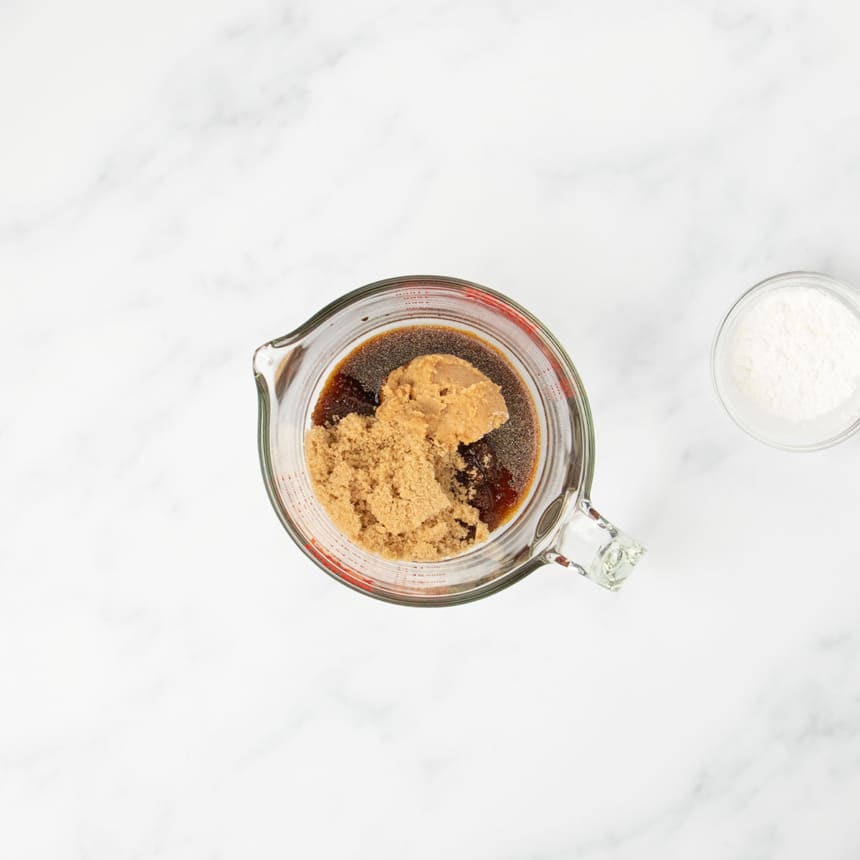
[546,500,645,591]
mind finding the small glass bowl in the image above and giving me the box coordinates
[712,271,860,452]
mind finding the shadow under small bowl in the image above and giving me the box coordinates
[711,271,860,452]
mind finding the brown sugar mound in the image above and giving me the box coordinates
[377,353,508,448]
[305,354,509,561]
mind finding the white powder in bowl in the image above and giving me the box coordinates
[730,286,860,422]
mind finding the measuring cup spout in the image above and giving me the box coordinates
[253,338,307,400]
[546,500,645,591]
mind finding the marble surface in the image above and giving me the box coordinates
[3,1,860,857]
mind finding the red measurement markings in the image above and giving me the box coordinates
[305,539,375,592]
[533,365,571,402]
[547,359,574,399]
[397,286,431,313]
[279,472,314,517]
[463,288,537,335]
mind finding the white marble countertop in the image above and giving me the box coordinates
[3,1,860,857]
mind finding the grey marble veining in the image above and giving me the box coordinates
[2,0,860,857]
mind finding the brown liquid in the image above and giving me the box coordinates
[311,326,539,531]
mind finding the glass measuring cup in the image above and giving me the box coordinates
[253,275,644,606]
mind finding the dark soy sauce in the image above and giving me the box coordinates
[311,326,539,531]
